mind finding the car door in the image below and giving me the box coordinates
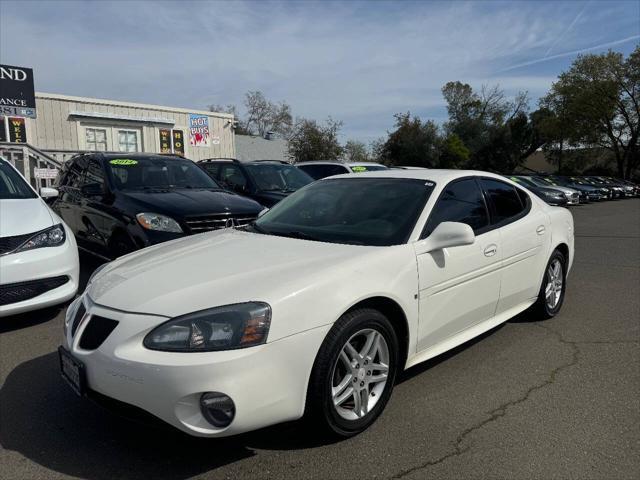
[478,178,549,315]
[76,158,112,257]
[415,178,502,352]
[54,156,87,236]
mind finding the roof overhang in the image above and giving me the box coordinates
[68,110,175,125]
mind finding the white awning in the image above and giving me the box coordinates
[68,110,175,125]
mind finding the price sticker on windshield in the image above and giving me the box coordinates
[109,159,138,166]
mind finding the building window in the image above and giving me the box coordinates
[86,128,108,151]
[118,130,139,152]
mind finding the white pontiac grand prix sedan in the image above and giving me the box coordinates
[60,169,574,438]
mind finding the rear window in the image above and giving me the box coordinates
[479,178,526,224]
[297,164,349,180]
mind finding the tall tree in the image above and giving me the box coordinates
[438,133,470,168]
[288,118,343,163]
[379,112,440,167]
[343,140,370,163]
[545,46,640,178]
[243,91,293,137]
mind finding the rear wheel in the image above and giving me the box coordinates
[531,249,567,319]
[306,308,398,437]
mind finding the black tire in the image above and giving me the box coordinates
[531,249,567,319]
[305,308,399,438]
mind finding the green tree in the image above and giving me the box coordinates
[438,133,470,168]
[379,112,440,167]
[544,46,640,178]
[288,118,343,163]
[343,140,370,163]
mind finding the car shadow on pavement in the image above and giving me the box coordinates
[0,352,256,480]
[0,305,64,334]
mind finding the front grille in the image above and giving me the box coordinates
[0,275,69,306]
[0,232,33,255]
[71,301,87,337]
[184,213,257,233]
[79,315,119,350]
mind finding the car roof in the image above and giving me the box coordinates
[323,169,514,184]
[78,152,188,162]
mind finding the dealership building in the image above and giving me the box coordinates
[0,91,241,187]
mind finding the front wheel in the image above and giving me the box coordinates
[306,308,399,437]
[531,249,567,319]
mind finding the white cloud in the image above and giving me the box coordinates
[1,0,638,141]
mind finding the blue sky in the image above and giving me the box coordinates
[1,0,638,144]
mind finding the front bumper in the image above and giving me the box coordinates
[61,296,331,437]
[0,232,79,317]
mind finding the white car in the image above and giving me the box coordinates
[60,170,573,438]
[296,161,388,179]
[0,158,79,317]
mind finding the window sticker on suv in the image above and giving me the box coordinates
[351,166,367,172]
[109,159,138,166]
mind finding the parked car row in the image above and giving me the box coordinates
[507,174,640,206]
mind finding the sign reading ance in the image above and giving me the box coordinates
[0,64,36,119]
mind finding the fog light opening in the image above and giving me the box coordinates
[200,392,235,428]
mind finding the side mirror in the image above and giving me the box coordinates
[40,187,59,199]
[415,221,475,254]
[81,183,104,197]
[258,207,269,218]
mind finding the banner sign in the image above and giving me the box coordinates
[34,168,59,179]
[189,114,210,147]
[159,129,172,153]
[0,116,6,142]
[172,129,185,155]
[8,116,26,143]
[0,64,36,119]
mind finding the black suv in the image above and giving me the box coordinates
[52,153,263,259]
[198,159,313,207]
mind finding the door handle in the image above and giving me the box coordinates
[536,225,546,235]
[484,244,497,257]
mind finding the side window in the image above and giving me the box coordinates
[82,159,105,187]
[219,164,247,189]
[298,164,348,179]
[479,178,525,224]
[515,187,531,210]
[201,163,220,179]
[422,178,489,238]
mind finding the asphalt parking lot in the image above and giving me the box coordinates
[1,199,638,480]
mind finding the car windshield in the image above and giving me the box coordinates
[0,160,37,199]
[350,164,388,172]
[106,156,221,190]
[252,178,434,246]
[245,163,313,192]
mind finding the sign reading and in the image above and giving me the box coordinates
[189,114,210,147]
[0,64,36,119]
[8,117,26,143]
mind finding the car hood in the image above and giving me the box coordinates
[0,198,54,237]
[88,228,373,317]
[121,189,263,217]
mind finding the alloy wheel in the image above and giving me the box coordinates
[545,258,563,309]
[331,328,390,421]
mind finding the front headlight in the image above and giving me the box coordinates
[143,302,271,352]
[16,224,66,252]
[136,213,183,233]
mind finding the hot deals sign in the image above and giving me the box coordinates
[189,114,210,147]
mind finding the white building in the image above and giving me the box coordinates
[0,93,235,186]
